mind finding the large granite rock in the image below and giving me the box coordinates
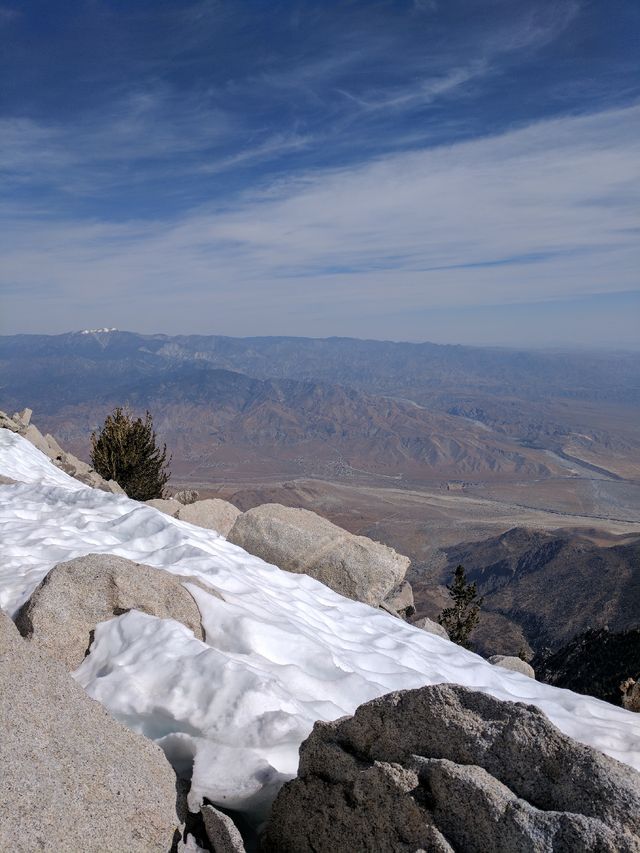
[263,683,640,853]
[410,616,450,640]
[0,611,181,852]
[489,654,535,679]
[146,497,181,517]
[383,580,415,619]
[227,504,409,606]
[15,553,211,669]
[177,499,241,537]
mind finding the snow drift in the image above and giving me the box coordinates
[1,429,639,825]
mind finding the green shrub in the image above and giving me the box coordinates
[438,564,483,649]
[90,407,171,501]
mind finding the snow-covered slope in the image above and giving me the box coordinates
[1,429,639,824]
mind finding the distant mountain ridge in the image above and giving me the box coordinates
[2,330,639,406]
[427,527,640,656]
[1,331,639,483]
[29,364,566,483]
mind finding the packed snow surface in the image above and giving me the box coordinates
[1,430,639,823]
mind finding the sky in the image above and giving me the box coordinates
[1,0,639,348]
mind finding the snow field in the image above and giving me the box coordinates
[1,430,639,824]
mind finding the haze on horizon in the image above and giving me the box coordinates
[1,1,639,349]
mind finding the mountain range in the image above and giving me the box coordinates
[2,330,639,484]
[414,527,640,657]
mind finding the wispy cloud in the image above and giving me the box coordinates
[199,132,315,175]
[337,62,489,113]
[0,1,585,199]
[2,104,638,338]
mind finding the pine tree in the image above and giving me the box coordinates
[438,564,483,649]
[90,407,171,501]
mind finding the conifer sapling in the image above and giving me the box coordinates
[90,407,171,501]
[437,564,483,650]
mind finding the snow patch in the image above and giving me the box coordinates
[1,430,639,824]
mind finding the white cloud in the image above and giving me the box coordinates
[1,104,639,338]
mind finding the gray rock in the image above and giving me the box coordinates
[0,611,181,852]
[0,410,20,431]
[201,805,247,852]
[15,553,211,669]
[55,449,124,493]
[177,499,241,536]
[228,503,409,606]
[147,497,181,517]
[17,406,32,426]
[105,477,126,494]
[621,678,640,712]
[0,409,125,493]
[0,474,18,485]
[43,432,65,458]
[23,423,52,455]
[383,580,415,618]
[410,616,450,640]
[489,654,535,678]
[263,683,640,853]
[412,756,631,853]
[175,489,200,505]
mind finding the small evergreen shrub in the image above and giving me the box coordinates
[438,564,484,649]
[90,407,171,501]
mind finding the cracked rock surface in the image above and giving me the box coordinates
[263,683,640,853]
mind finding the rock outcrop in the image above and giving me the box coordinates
[177,498,241,536]
[383,579,415,619]
[0,610,182,852]
[410,616,449,640]
[146,497,181,516]
[489,654,535,679]
[15,553,213,669]
[175,489,200,505]
[263,683,640,853]
[621,678,640,712]
[146,496,241,536]
[227,503,409,606]
[0,408,124,493]
[201,805,247,852]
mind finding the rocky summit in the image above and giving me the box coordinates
[263,683,640,853]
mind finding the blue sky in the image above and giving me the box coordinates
[1,0,639,347]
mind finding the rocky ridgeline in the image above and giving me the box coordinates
[0,408,124,493]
